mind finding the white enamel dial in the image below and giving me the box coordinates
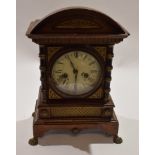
[51,51,102,96]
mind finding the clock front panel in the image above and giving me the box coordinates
[48,46,106,98]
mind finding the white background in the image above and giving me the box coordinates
[0,0,152,155]
[16,0,139,155]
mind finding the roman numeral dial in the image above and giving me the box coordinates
[51,50,102,96]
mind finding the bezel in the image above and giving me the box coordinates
[48,46,105,98]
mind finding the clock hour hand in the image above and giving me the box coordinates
[74,70,78,92]
[75,70,78,82]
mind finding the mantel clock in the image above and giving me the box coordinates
[26,8,129,145]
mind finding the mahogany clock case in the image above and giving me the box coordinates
[26,8,129,145]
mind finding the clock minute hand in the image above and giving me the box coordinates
[67,56,76,70]
[66,56,78,92]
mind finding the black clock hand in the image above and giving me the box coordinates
[74,70,78,92]
[67,56,76,71]
[75,71,78,82]
[66,56,78,91]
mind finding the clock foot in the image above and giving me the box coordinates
[113,135,123,144]
[32,112,35,117]
[71,128,81,135]
[28,137,38,146]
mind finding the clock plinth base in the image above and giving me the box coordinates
[29,96,122,145]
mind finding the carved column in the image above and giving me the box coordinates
[104,45,114,102]
[39,45,47,103]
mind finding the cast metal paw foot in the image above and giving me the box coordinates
[28,137,38,145]
[32,112,35,117]
[113,135,123,144]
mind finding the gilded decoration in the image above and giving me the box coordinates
[51,106,102,117]
[88,88,103,98]
[56,19,99,29]
[48,47,61,61]
[95,47,106,61]
[49,89,61,99]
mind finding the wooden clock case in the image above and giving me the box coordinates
[26,8,129,145]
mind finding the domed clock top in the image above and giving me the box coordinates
[26,8,129,45]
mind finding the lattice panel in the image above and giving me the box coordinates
[51,107,102,117]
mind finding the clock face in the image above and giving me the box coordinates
[51,50,102,96]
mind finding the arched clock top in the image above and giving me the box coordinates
[26,8,129,45]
